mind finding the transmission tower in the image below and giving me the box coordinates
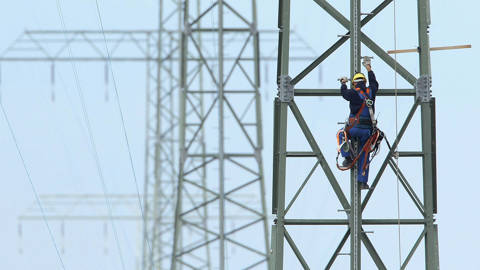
[2,28,315,270]
[1,1,318,269]
[142,1,182,269]
[171,1,270,269]
[272,0,439,269]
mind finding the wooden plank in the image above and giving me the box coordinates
[430,44,472,51]
[388,44,471,54]
[387,48,418,54]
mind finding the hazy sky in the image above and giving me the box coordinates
[0,0,478,269]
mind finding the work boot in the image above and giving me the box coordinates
[359,182,370,190]
[342,156,353,167]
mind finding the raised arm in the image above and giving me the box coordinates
[340,78,352,101]
[364,62,379,94]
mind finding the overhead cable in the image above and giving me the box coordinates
[55,0,127,268]
[93,0,153,256]
[0,102,66,270]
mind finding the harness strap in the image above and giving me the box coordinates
[338,88,381,172]
[345,101,366,133]
[337,129,383,173]
[360,130,382,173]
[360,88,377,128]
[346,87,374,132]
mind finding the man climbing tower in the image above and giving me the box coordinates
[337,57,379,190]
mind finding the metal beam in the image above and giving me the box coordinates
[289,101,350,209]
[271,0,439,268]
[283,219,428,225]
[294,88,416,96]
[418,0,439,266]
[171,1,270,269]
[291,0,393,85]
[350,1,362,268]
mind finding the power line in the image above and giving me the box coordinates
[55,1,127,269]
[0,102,66,270]
[93,0,153,257]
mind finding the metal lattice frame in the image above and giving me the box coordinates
[142,1,182,269]
[2,12,317,270]
[271,0,439,269]
[171,1,270,269]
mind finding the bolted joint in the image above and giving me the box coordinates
[180,149,188,164]
[415,74,432,102]
[277,75,294,102]
[254,148,262,162]
[250,24,258,35]
[183,23,192,35]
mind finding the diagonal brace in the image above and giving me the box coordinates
[325,229,350,269]
[362,100,420,210]
[401,229,426,269]
[388,158,425,216]
[284,228,310,269]
[289,101,350,210]
[311,0,416,85]
[292,0,393,85]
[361,232,387,270]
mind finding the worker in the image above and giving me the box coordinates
[337,58,379,190]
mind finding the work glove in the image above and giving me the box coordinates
[339,76,348,84]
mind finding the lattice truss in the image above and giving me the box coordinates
[271,0,438,269]
[1,30,162,61]
[142,1,182,270]
[171,1,270,269]
[0,3,318,270]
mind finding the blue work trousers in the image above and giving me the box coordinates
[338,126,372,183]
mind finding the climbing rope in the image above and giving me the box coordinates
[392,0,403,267]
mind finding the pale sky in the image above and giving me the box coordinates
[0,0,478,269]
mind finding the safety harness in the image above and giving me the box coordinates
[345,87,376,132]
[336,87,384,173]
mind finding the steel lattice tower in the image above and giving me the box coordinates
[272,0,439,269]
[142,1,184,269]
[2,29,315,270]
[1,2,316,269]
[171,1,270,269]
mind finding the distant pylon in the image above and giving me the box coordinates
[170,1,271,269]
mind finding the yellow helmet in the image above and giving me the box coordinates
[352,72,366,83]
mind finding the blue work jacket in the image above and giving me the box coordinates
[340,70,379,117]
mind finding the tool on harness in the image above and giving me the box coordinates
[365,98,377,127]
[336,128,384,172]
[336,129,351,153]
[370,129,384,157]
[365,99,374,107]
[340,141,351,153]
